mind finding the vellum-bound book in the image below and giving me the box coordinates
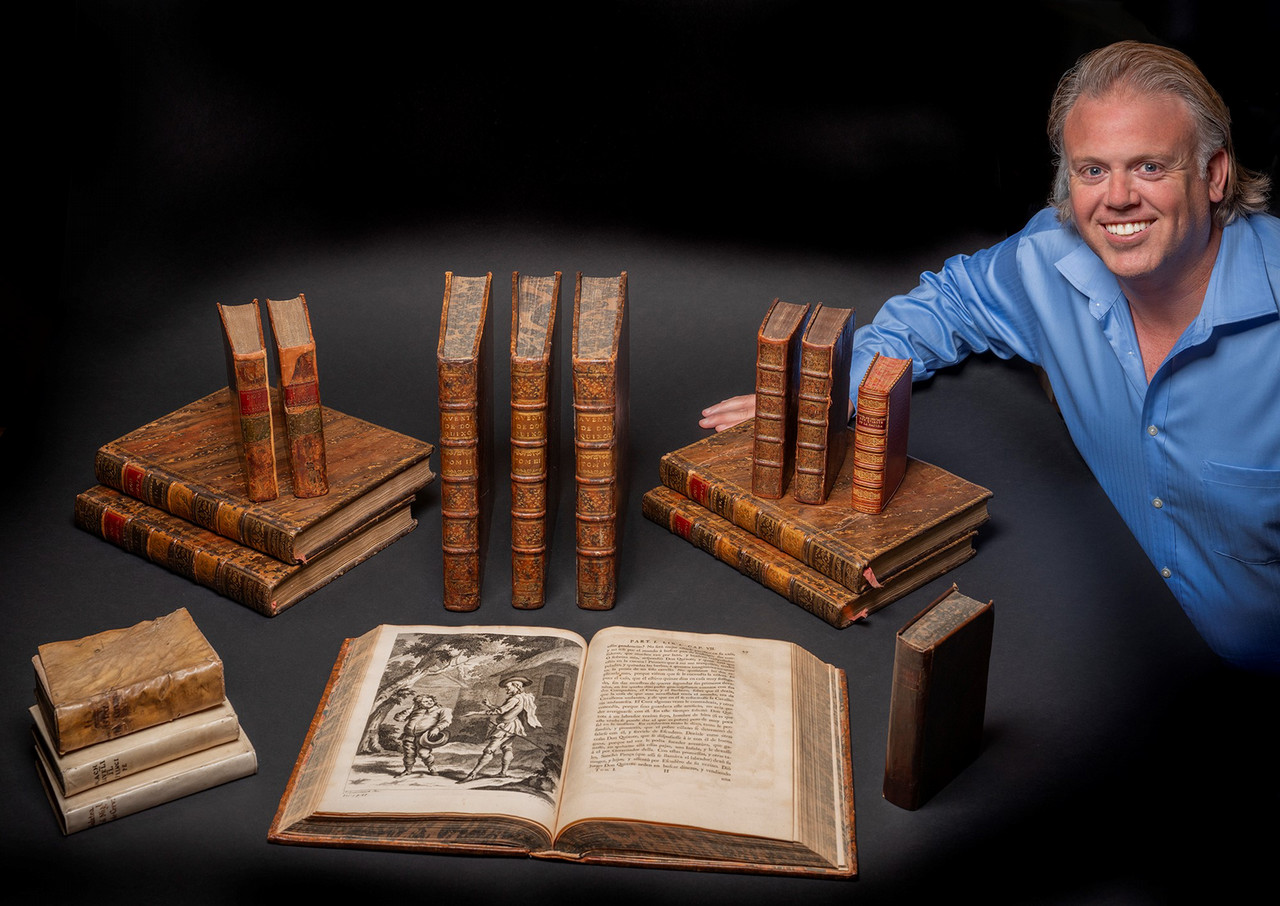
[269,624,856,878]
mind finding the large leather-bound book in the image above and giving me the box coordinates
[509,272,561,609]
[883,584,994,810]
[94,387,435,564]
[751,299,811,499]
[216,300,279,501]
[269,624,856,878]
[642,485,978,628]
[32,608,225,755]
[793,305,855,505]
[571,273,629,610]
[36,728,257,835]
[74,486,418,616]
[659,420,991,594]
[851,353,913,515]
[30,699,242,796]
[266,293,329,498]
[437,272,494,612]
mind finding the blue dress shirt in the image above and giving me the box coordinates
[850,207,1280,671]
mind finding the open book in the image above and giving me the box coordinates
[269,625,856,878]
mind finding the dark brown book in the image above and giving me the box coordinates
[571,272,629,610]
[94,388,435,564]
[216,300,279,501]
[851,353,912,515]
[437,272,494,612]
[883,584,994,810]
[268,624,855,878]
[659,420,991,594]
[642,484,978,628]
[510,272,561,609]
[33,608,225,755]
[266,293,329,498]
[74,485,418,617]
[793,305,855,505]
[752,299,811,499]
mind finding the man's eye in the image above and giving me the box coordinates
[1139,162,1161,174]
[1082,166,1104,179]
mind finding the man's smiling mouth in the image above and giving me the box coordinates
[1104,221,1152,236]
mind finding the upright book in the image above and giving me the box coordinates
[266,293,329,498]
[883,584,994,810]
[751,299,811,500]
[658,420,991,595]
[33,608,225,755]
[216,300,279,501]
[75,485,418,616]
[851,353,912,515]
[437,272,495,612]
[509,272,561,609]
[269,624,856,878]
[793,305,855,505]
[571,273,629,610]
[641,484,978,628]
[94,387,435,564]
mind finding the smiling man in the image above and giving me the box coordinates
[701,41,1279,671]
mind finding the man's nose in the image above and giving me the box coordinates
[1106,170,1136,207]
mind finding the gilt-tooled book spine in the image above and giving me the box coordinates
[217,300,279,502]
[793,306,855,505]
[851,353,913,515]
[266,293,329,499]
[437,272,494,612]
[510,272,561,609]
[752,299,811,500]
[572,272,629,610]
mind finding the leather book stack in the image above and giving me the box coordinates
[510,272,562,609]
[851,353,912,514]
[793,305,855,505]
[571,272,629,610]
[29,608,258,834]
[883,585,994,810]
[436,273,495,612]
[751,299,811,499]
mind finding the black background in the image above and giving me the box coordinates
[4,2,1278,904]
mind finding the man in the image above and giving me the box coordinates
[462,676,541,781]
[701,41,1279,672]
[392,693,452,777]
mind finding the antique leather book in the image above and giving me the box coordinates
[571,273,629,610]
[642,484,978,628]
[659,420,991,594]
[793,305,855,504]
[74,486,418,616]
[883,584,994,810]
[751,299,811,499]
[94,387,435,564]
[30,699,242,796]
[437,272,494,612]
[509,272,561,609]
[33,608,225,755]
[216,300,279,501]
[36,728,257,834]
[269,624,855,878]
[851,353,913,515]
[266,293,329,498]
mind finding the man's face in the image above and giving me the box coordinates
[1063,90,1227,299]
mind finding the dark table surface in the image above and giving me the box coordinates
[6,3,1276,903]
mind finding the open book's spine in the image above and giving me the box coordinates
[438,355,485,612]
[657,450,871,594]
[217,301,279,502]
[94,447,300,563]
[269,294,329,499]
[642,486,855,627]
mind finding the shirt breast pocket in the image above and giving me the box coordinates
[1201,460,1280,566]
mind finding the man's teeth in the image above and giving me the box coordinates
[1105,221,1151,236]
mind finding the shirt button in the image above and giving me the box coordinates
[1161,568,1172,578]
[1152,497,1164,508]
[1147,425,1159,436]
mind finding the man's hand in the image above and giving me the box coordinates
[699,394,756,432]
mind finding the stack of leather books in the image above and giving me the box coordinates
[75,385,435,617]
[30,609,257,834]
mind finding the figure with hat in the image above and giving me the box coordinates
[392,692,453,777]
[462,676,541,781]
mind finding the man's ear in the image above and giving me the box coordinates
[1206,147,1229,204]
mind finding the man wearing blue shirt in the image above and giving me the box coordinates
[701,41,1279,672]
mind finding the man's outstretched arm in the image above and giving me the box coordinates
[698,394,756,432]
